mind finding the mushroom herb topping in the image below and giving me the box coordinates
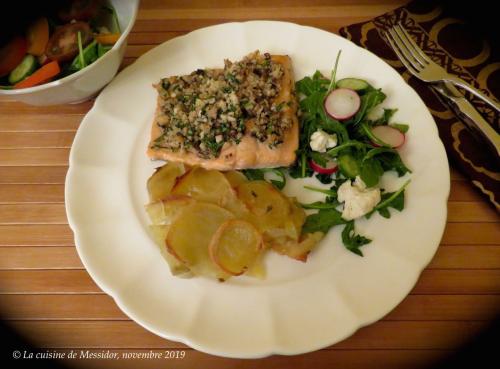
[151,52,292,158]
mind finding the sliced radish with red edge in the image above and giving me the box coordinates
[371,125,405,148]
[309,159,338,175]
[324,88,361,121]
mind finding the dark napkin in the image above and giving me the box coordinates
[339,0,499,210]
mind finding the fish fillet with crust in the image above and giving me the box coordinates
[147,52,299,171]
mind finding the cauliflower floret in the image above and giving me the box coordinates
[337,178,381,220]
[309,130,337,152]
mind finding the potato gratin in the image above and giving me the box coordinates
[146,162,323,281]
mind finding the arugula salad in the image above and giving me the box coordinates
[244,51,411,256]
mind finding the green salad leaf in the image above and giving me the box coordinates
[351,87,386,125]
[341,221,372,256]
[237,51,411,257]
[327,50,342,92]
[69,41,98,71]
[315,173,334,184]
[302,208,346,234]
[373,108,397,126]
[300,201,339,210]
[390,123,410,133]
[242,168,287,190]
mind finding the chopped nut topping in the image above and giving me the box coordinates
[151,51,293,158]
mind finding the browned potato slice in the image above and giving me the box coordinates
[166,202,234,279]
[172,166,236,207]
[270,232,324,262]
[245,253,266,279]
[236,180,291,231]
[262,200,305,244]
[147,162,187,202]
[149,225,192,277]
[145,201,166,225]
[172,166,249,218]
[224,171,248,188]
[209,220,263,276]
[145,195,195,225]
[287,199,306,240]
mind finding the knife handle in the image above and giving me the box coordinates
[447,76,500,113]
[449,95,500,158]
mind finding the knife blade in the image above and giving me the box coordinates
[432,82,500,158]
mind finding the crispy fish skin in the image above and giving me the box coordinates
[147,54,299,170]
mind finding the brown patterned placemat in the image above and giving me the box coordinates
[340,0,499,210]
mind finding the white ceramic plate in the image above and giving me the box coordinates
[65,21,450,358]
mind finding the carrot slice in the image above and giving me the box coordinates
[27,18,49,56]
[14,61,60,89]
[94,33,120,45]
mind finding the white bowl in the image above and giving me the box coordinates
[0,0,139,106]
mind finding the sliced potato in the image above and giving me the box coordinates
[172,166,235,206]
[236,180,291,231]
[145,201,166,225]
[209,220,263,276]
[262,228,291,246]
[146,164,317,280]
[287,199,306,241]
[145,195,195,225]
[172,166,249,218]
[147,162,186,202]
[166,202,234,279]
[149,225,192,277]
[245,252,266,279]
[262,201,305,244]
[271,231,324,262]
[224,171,248,188]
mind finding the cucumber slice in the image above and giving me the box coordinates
[8,55,37,85]
[338,153,361,179]
[336,78,369,92]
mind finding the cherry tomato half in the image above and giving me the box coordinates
[0,37,27,77]
[58,0,102,22]
[45,22,92,62]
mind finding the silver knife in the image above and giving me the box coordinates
[432,82,500,158]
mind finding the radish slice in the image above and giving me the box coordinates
[371,125,406,148]
[324,88,361,121]
[309,159,338,175]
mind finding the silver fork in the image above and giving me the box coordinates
[384,23,500,113]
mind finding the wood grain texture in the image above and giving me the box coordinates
[0,148,70,166]
[6,320,488,350]
[1,294,498,322]
[0,184,65,203]
[441,223,499,244]
[0,115,82,131]
[0,132,75,148]
[0,269,499,295]
[0,204,67,224]
[0,225,74,246]
[0,167,68,184]
[0,1,498,368]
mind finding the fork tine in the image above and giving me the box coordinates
[386,28,424,71]
[384,31,421,77]
[388,27,426,70]
[394,23,431,65]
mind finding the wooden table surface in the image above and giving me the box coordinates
[1,1,499,368]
